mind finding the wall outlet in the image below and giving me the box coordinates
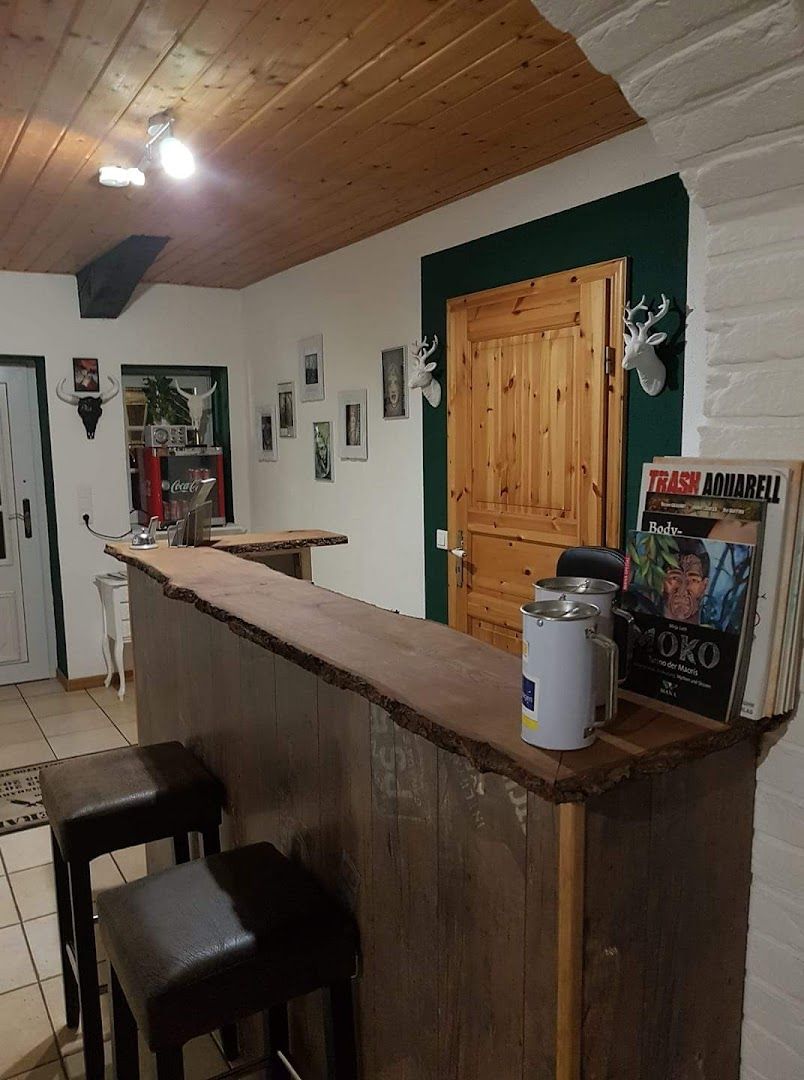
[77,484,93,522]
[436,528,448,550]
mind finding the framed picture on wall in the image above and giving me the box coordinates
[299,334,324,402]
[381,346,407,419]
[338,390,368,460]
[313,420,334,481]
[278,381,296,437]
[256,404,278,461]
[73,357,100,393]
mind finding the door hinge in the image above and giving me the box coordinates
[604,346,616,376]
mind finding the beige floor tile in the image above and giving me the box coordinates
[0,983,60,1079]
[111,846,147,883]
[23,914,61,981]
[0,741,55,771]
[0,827,53,873]
[138,1034,226,1080]
[41,974,111,1056]
[10,866,55,922]
[62,1039,112,1080]
[17,681,66,701]
[90,855,124,898]
[0,700,33,725]
[0,722,44,749]
[35,710,111,739]
[0,923,37,993]
[0,877,17,927]
[87,686,136,714]
[26,694,94,722]
[113,720,138,746]
[0,684,23,702]
[6,1060,65,1079]
[47,728,127,760]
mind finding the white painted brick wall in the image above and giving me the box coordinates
[531,2,804,1074]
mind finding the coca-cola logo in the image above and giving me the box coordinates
[160,479,201,494]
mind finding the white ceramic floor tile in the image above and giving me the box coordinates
[0,828,53,873]
[0,700,33,726]
[0,684,23,702]
[18,681,66,701]
[10,866,56,922]
[47,728,127,760]
[113,720,138,745]
[35,710,111,739]
[23,914,61,981]
[27,694,96,722]
[41,974,111,1056]
[0,722,44,749]
[0,876,17,927]
[0,742,55,771]
[0,983,60,1079]
[62,1039,112,1080]
[111,845,147,883]
[90,855,124,898]
[0,923,37,993]
[6,1060,65,1079]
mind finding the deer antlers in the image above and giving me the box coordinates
[623,294,670,344]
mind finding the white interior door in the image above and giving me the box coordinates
[0,364,54,683]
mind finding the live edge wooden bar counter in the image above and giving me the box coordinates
[108,537,785,1080]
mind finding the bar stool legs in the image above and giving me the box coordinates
[154,1048,185,1080]
[324,980,358,1079]
[51,830,79,1028]
[110,968,139,1080]
[263,1003,289,1079]
[69,857,105,1078]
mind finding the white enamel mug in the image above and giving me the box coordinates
[534,577,632,707]
[520,599,618,751]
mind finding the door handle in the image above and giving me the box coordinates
[22,499,32,539]
[449,531,465,588]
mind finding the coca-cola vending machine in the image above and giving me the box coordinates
[136,447,226,526]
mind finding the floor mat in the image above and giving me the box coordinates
[0,763,49,836]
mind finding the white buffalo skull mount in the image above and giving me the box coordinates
[173,380,217,431]
[409,335,441,408]
[622,294,671,397]
[56,375,120,439]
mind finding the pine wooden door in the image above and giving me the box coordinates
[447,260,626,652]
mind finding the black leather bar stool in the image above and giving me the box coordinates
[39,742,228,1080]
[98,842,359,1080]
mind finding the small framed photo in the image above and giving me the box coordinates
[256,404,278,461]
[278,381,296,438]
[299,334,324,402]
[73,357,99,393]
[338,390,368,460]
[381,346,407,419]
[313,420,334,482]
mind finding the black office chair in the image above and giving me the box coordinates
[555,545,626,588]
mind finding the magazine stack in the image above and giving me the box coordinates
[622,458,804,723]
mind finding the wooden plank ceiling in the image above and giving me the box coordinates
[0,0,641,289]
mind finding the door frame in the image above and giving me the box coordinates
[0,356,63,682]
[445,258,627,633]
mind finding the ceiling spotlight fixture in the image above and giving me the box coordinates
[97,111,195,189]
[98,165,146,188]
[146,112,196,180]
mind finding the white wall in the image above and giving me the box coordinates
[242,126,683,616]
[0,272,248,679]
[529,4,804,1076]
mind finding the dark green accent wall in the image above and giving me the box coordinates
[421,174,689,623]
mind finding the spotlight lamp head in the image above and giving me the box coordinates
[147,111,196,180]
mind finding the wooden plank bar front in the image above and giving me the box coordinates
[117,547,781,1080]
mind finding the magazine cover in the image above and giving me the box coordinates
[639,461,798,718]
[623,530,755,721]
[641,491,765,544]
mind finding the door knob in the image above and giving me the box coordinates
[449,547,466,559]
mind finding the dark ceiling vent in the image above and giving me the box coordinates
[76,234,170,318]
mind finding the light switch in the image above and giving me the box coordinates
[436,529,448,550]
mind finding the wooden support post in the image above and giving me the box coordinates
[556,802,585,1080]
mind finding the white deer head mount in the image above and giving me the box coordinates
[173,380,217,430]
[622,294,670,397]
[409,335,441,408]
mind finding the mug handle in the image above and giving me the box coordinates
[584,630,618,737]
